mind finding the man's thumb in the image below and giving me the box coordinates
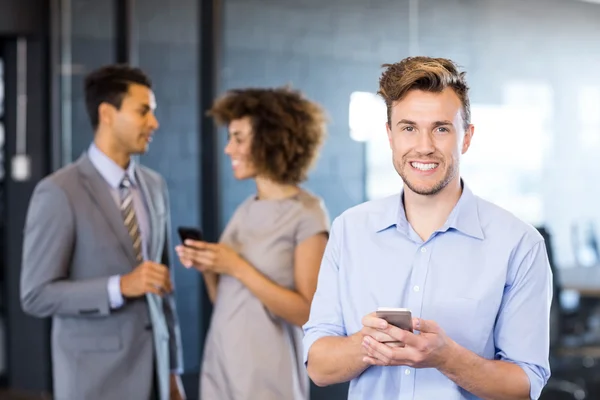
[414,317,435,333]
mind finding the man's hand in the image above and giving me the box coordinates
[120,261,172,298]
[360,312,405,347]
[362,317,453,369]
[170,374,186,400]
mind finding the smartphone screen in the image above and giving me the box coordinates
[177,227,203,245]
[376,307,413,332]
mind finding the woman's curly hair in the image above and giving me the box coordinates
[207,86,327,185]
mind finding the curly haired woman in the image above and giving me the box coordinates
[176,87,330,400]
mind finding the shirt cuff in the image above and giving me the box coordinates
[170,368,183,375]
[513,361,548,400]
[107,275,125,309]
[302,330,327,365]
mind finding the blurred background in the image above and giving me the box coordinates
[0,0,600,399]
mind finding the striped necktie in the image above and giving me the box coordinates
[120,174,143,263]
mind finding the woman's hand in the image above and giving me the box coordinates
[175,240,247,277]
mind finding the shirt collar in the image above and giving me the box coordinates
[88,143,137,189]
[438,183,485,239]
[375,180,485,240]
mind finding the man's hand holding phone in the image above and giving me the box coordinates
[360,312,405,347]
[360,308,454,369]
[360,308,412,349]
[120,261,172,298]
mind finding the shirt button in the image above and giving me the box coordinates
[413,285,420,292]
[421,247,426,253]
[405,369,411,375]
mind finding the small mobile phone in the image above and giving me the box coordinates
[375,307,413,332]
[177,226,203,245]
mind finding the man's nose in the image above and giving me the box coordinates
[415,131,435,154]
[148,113,159,130]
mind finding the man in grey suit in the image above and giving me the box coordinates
[20,65,185,400]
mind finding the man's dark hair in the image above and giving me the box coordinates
[84,64,152,129]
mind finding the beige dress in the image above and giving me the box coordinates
[200,190,330,400]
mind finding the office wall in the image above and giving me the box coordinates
[66,0,115,161]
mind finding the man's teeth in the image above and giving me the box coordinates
[411,162,438,171]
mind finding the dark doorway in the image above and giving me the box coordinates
[0,35,52,397]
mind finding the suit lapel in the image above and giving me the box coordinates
[136,167,168,382]
[136,167,159,262]
[76,154,137,265]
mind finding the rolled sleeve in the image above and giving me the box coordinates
[513,361,548,400]
[302,217,346,364]
[107,274,125,309]
[494,240,553,399]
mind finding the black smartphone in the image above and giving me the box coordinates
[177,226,203,245]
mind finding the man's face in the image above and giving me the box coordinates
[106,83,159,155]
[386,88,474,196]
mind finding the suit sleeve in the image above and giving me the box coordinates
[160,179,184,374]
[20,179,112,318]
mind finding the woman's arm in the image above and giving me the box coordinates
[201,271,219,304]
[176,228,328,325]
[234,233,328,326]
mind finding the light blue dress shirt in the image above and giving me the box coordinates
[303,183,552,400]
[88,144,150,309]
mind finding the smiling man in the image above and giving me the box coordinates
[303,57,552,400]
[21,65,184,400]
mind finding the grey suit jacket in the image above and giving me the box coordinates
[20,153,184,400]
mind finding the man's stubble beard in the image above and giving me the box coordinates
[395,155,459,196]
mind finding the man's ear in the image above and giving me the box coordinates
[98,102,116,127]
[461,124,474,154]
